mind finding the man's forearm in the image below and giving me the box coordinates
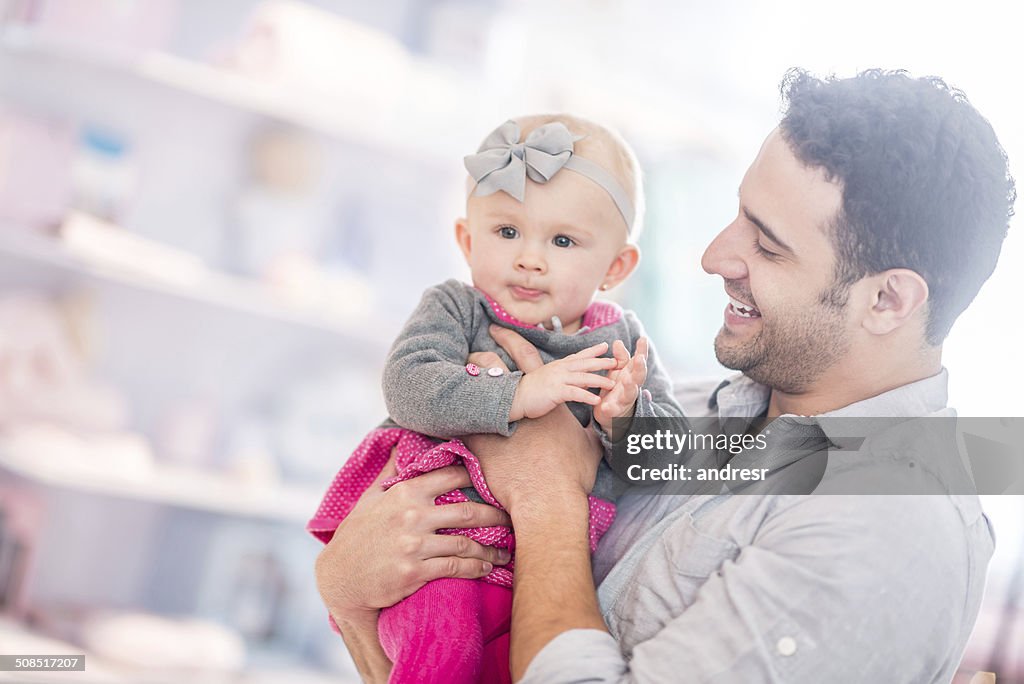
[509,492,609,680]
[333,612,392,683]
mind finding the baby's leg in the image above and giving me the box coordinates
[478,581,513,684]
[378,577,486,684]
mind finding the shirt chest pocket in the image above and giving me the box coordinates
[662,512,740,604]
[608,512,740,653]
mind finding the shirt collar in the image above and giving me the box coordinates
[815,368,950,449]
[708,368,951,448]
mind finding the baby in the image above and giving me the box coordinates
[308,114,684,684]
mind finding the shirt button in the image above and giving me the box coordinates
[487,367,504,377]
[465,363,480,376]
[776,636,797,656]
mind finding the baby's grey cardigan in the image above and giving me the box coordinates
[381,279,685,500]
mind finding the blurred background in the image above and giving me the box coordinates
[0,0,1021,682]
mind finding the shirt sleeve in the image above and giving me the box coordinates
[520,494,990,683]
[382,281,522,439]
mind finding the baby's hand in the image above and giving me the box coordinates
[594,338,649,438]
[509,342,618,421]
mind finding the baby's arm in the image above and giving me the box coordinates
[383,283,518,438]
[384,282,616,439]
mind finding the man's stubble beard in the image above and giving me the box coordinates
[714,288,851,395]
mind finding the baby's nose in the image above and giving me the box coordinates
[515,249,546,272]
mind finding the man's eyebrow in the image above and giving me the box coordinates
[742,206,795,255]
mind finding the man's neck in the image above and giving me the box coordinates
[766,348,942,418]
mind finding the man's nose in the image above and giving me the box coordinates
[515,244,547,273]
[701,220,748,281]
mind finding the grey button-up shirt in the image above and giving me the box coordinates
[521,369,994,683]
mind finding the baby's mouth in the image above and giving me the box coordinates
[510,285,545,300]
[728,296,761,318]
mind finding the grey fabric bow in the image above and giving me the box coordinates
[464,120,580,202]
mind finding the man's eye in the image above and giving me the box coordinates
[553,235,575,248]
[498,226,518,239]
[753,240,779,260]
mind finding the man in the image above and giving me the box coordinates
[314,69,1014,682]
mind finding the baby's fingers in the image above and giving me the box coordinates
[612,340,630,370]
[635,337,650,362]
[565,386,602,406]
[571,356,618,373]
[570,372,616,391]
[569,342,610,360]
[631,338,650,383]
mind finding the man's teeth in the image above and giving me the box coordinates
[728,296,761,318]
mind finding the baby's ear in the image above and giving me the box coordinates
[602,244,641,291]
[455,218,472,261]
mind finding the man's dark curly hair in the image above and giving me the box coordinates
[779,68,1015,344]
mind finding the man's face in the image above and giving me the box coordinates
[701,129,853,394]
[457,168,630,333]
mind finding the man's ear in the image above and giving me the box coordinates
[861,269,929,336]
[601,244,641,291]
[455,218,472,262]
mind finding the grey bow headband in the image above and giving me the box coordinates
[464,120,635,233]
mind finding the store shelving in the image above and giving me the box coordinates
[0,223,391,351]
[0,27,472,164]
[0,442,323,524]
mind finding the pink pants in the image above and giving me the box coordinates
[380,578,512,683]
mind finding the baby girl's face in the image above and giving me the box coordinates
[457,168,634,334]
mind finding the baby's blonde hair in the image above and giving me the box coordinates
[509,113,645,241]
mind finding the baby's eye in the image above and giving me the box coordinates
[553,235,575,248]
[498,226,518,239]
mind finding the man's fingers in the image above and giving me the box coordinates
[396,465,473,500]
[421,535,512,565]
[467,350,508,371]
[431,500,512,529]
[422,556,495,580]
[489,325,544,372]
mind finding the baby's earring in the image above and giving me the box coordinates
[600,283,609,291]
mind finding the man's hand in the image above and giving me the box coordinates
[508,342,618,421]
[466,326,604,517]
[315,451,511,625]
[593,337,649,437]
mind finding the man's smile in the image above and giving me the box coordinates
[727,295,761,319]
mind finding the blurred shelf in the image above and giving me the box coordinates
[0,28,466,164]
[0,224,390,350]
[0,441,323,524]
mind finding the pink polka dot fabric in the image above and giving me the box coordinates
[479,290,623,333]
[307,427,617,589]
[581,299,623,330]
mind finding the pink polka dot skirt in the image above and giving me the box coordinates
[307,428,617,589]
